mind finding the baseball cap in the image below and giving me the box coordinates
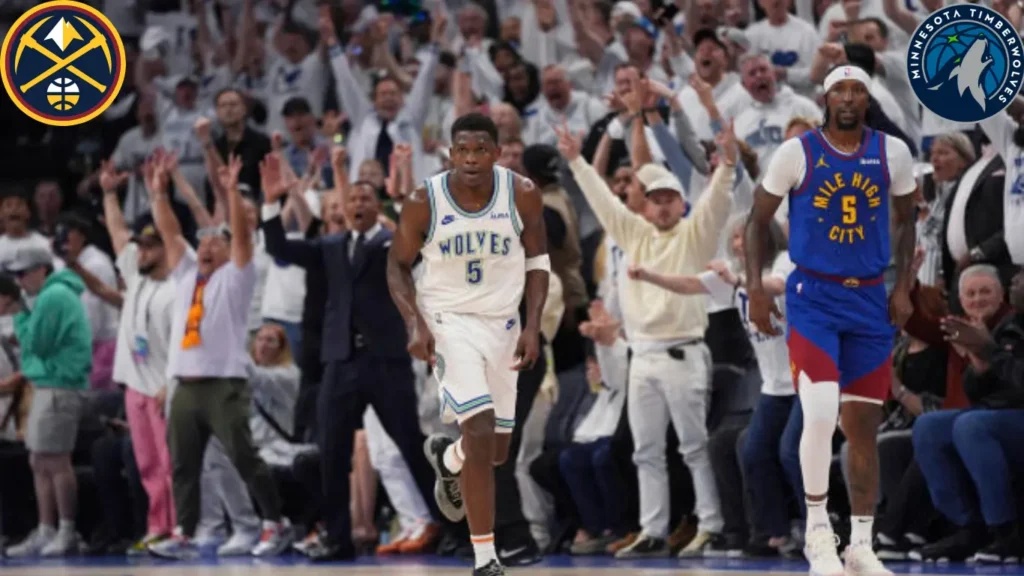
[5,245,53,274]
[132,214,162,244]
[612,1,642,21]
[636,163,685,197]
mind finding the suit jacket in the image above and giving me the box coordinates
[262,215,409,363]
[940,154,1016,290]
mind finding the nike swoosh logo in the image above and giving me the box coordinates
[499,546,527,559]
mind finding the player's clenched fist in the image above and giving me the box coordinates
[747,287,782,336]
[510,328,540,371]
[408,317,437,365]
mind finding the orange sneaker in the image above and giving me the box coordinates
[376,538,407,555]
[607,532,639,554]
[398,522,440,554]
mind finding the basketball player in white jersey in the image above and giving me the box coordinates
[387,113,550,576]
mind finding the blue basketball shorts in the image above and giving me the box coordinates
[784,268,896,403]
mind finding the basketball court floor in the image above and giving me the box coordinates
[0,555,1005,576]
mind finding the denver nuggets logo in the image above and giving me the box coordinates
[813,171,883,244]
[1,0,125,126]
[907,4,1023,122]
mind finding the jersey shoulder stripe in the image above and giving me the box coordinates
[425,177,438,244]
[507,168,522,235]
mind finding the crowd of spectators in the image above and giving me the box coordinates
[0,0,1022,566]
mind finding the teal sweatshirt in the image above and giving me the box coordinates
[14,269,93,389]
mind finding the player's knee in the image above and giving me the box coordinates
[839,400,883,443]
[461,411,496,462]
[798,379,840,430]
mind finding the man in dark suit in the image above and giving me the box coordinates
[258,154,438,560]
[940,150,1016,310]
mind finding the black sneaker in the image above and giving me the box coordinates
[615,533,670,559]
[973,526,1022,564]
[473,560,506,575]
[423,434,465,522]
[497,538,542,566]
[875,532,911,561]
[917,527,986,562]
[701,533,743,558]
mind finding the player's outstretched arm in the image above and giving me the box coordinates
[513,175,550,371]
[387,186,435,363]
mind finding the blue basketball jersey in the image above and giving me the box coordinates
[788,128,892,279]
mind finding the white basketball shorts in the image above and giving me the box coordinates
[431,310,520,433]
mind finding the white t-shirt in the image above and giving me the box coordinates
[699,253,796,396]
[733,87,822,177]
[978,112,1024,264]
[760,132,918,200]
[0,232,53,269]
[249,233,272,332]
[113,243,177,397]
[260,231,307,325]
[78,245,121,342]
[167,247,257,379]
[745,16,821,94]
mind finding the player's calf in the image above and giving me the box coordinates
[838,401,890,576]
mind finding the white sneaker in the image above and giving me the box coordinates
[804,525,844,576]
[844,543,894,576]
[6,526,55,558]
[217,531,260,556]
[40,529,78,557]
[251,519,294,557]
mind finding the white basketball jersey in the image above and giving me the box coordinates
[417,166,525,318]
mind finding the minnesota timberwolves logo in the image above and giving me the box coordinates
[907,4,1023,122]
[1,0,126,126]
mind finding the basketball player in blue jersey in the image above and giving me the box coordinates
[387,112,550,576]
[744,64,917,576]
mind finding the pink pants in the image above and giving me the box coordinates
[90,339,118,391]
[125,387,176,535]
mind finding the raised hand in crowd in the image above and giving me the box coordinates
[194,116,213,147]
[555,122,583,162]
[430,8,448,45]
[98,159,130,194]
[260,153,290,204]
[716,120,739,165]
[218,153,243,193]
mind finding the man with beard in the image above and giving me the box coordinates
[745,64,917,576]
[99,161,179,554]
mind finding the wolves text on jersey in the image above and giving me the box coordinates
[437,230,515,259]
